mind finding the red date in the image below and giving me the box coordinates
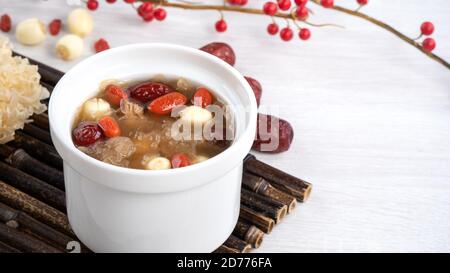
[72,122,103,147]
[128,81,171,104]
[244,76,262,107]
[199,42,236,66]
[252,114,294,153]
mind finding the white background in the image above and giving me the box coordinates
[1,0,449,252]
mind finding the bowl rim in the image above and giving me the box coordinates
[49,43,257,185]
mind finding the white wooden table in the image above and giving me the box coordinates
[1,0,449,252]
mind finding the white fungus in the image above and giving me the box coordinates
[0,37,49,144]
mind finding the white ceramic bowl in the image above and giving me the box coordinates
[48,43,257,252]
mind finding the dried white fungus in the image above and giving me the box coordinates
[0,37,49,144]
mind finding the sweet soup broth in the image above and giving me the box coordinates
[72,75,234,170]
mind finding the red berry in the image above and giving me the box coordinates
[215,19,227,32]
[142,12,154,22]
[299,28,311,40]
[295,6,308,19]
[357,0,368,5]
[422,38,436,52]
[420,21,434,36]
[86,0,99,11]
[106,0,116,3]
[263,2,278,16]
[138,2,153,17]
[105,84,127,106]
[94,38,110,53]
[148,92,188,115]
[295,0,308,7]
[267,23,279,35]
[154,8,167,21]
[171,153,191,168]
[321,0,334,8]
[123,0,135,3]
[192,87,213,108]
[128,81,171,103]
[277,0,291,11]
[280,27,293,41]
[228,0,248,5]
[0,14,12,33]
[48,19,62,36]
[72,122,103,146]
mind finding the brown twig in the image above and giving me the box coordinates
[309,0,450,69]
[138,0,450,69]
[145,0,340,28]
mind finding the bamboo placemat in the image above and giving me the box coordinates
[0,54,312,253]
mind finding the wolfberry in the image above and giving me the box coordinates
[98,116,121,138]
[105,84,128,106]
[192,87,213,108]
[148,92,187,115]
[171,153,191,168]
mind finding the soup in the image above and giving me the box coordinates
[72,75,234,170]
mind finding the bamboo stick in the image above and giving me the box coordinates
[0,145,15,159]
[223,235,251,253]
[0,222,62,253]
[22,124,53,145]
[12,131,63,170]
[213,245,239,253]
[0,240,21,253]
[0,203,73,251]
[40,81,54,93]
[0,162,66,212]
[245,157,312,202]
[8,149,65,191]
[241,188,287,223]
[242,172,297,213]
[239,205,274,234]
[31,113,50,131]
[232,220,264,248]
[0,180,72,236]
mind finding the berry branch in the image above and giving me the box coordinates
[3,0,446,69]
[152,1,340,27]
[135,0,448,69]
[308,0,450,69]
